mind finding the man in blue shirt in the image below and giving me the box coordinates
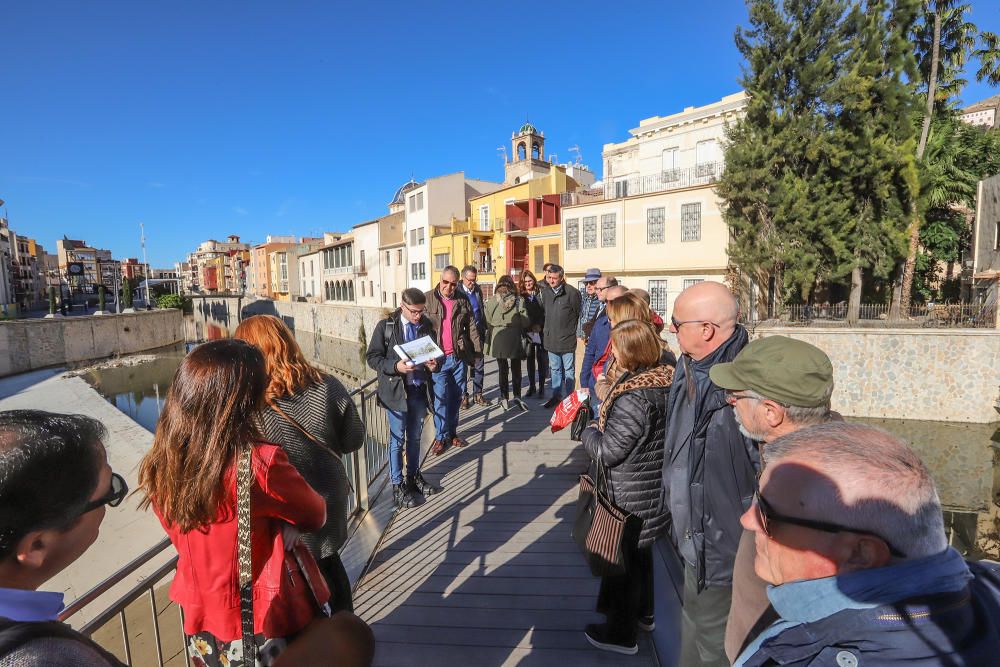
[0,410,128,665]
[459,265,489,408]
[736,421,1000,666]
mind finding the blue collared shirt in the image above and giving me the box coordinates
[0,587,65,622]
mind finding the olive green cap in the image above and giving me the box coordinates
[709,336,833,407]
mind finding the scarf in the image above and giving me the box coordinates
[598,364,674,431]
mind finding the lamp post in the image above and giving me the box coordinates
[140,223,152,309]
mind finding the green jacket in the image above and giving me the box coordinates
[485,289,529,360]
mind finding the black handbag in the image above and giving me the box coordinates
[571,461,642,577]
[569,400,591,441]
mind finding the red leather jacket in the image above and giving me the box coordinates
[154,442,327,641]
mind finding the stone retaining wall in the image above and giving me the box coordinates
[0,309,184,377]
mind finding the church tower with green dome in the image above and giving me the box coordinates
[504,120,552,186]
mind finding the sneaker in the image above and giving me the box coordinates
[542,395,562,409]
[500,397,510,410]
[473,394,491,407]
[513,398,528,412]
[392,483,416,510]
[637,615,655,632]
[584,623,637,655]
[430,439,448,456]
[525,386,536,398]
[408,472,440,497]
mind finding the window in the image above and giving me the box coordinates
[662,148,680,182]
[359,250,365,270]
[534,246,545,274]
[382,291,387,303]
[409,229,417,246]
[411,262,426,281]
[310,260,314,277]
[360,281,365,297]
[583,216,597,249]
[647,208,665,244]
[565,218,579,250]
[408,195,416,213]
[479,205,490,232]
[601,214,616,247]
[548,243,558,265]
[417,227,425,245]
[614,179,629,199]
[683,278,704,290]
[649,280,668,317]
[696,140,719,177]
[385,250,391,265]
[995,220,1000,250]
[397,249,403,264]
[434,253,450,270]
[369,280,373,296]
[681,203,702,242]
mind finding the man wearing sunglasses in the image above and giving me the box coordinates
[708,335,836,662]
[735,422,1000,666]
[661,280,756,667]
[0,410,128,665]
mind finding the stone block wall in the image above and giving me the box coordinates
[0,310,184,377]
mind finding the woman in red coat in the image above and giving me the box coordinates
[138,339,328,667]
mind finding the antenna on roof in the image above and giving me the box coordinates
[568,145,583,165]
[497,146,508,164]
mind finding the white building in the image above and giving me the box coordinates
[960,94,1000,129]
[298,248,323,302]
[352,219,381,308]
[403,173,502,292]
[562,92,748,318]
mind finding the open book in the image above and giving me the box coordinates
[393,335,444,366]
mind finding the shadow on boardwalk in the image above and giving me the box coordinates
[355,371,659,666]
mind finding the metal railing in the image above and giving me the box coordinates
[561,162,724,206]
[60,375,395,664]
[776,302,998,328]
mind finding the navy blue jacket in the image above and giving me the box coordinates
[580,311,611,398]
[742,561,1000,666]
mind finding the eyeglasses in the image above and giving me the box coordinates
[754,490,905,558]
[725,390,757,405]
[596,286,610,292]
[440,278,457,287]
[671,315,721,330]
[401,303,426,316]
[78,473,129,517]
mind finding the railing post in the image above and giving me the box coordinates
[355,388,371,512]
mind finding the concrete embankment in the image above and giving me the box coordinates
[0,309,184,378]
[0,369,170,627]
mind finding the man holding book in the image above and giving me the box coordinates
[366,288,441,510]
[424,266,482,456]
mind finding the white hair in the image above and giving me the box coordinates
[742,388,833,427]
[762,422,948,559]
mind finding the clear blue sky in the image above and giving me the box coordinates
[3,1,999,267]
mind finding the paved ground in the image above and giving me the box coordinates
[354,380,660,666]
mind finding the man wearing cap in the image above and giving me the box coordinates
[708,335,837,662]
[577,268,602,342]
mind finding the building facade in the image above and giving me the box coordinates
[562,92,747,318]
[321,235,355,303]
[378,206,407,310]
[960,94,1000,129]
[971,174,1000,325]
[352,219,380,307]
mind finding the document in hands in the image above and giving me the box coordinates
[393,336,444,366]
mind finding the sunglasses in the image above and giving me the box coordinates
[754,490,905,557]
[78,472,129,517]
[670,316,721,329]
[401,303,426,316]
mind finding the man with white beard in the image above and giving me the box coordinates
[707,335,837,662]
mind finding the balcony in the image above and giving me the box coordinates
[356,260,367,275]
[325,265,354,275]
[561,162,724,206]
[477,258,497,274]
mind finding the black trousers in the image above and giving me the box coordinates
[525,342,548,390]
[596,544,653,645]
[318,553,354,614]
[496,358,523,398]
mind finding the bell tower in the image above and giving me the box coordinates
[505,121,551,185]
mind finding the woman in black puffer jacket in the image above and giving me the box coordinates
[581,318,673,656]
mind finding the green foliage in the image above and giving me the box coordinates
[719,0,918,304]
[157,293,185,310]
[122,278,134,308]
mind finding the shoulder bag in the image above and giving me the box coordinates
[237,447,346,666]
[571,457,642,577]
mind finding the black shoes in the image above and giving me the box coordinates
[392,483,416,510]
[408,472,440,497]
[637,615,655,632]
[584,623,637,655]
[525,386,536,398]
[542,395,562,409]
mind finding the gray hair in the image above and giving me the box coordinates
[762,422,947,559]
[742,388,833,427]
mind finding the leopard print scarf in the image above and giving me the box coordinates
[598,364,674,431]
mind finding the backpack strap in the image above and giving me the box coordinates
[383,317,395,351]
[0,618,125,665]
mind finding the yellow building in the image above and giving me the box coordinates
[439,147,592,296]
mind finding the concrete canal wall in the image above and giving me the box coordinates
[0,309,185,378]
[752,327,1000,424]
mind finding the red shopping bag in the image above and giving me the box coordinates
[550,389,590,433]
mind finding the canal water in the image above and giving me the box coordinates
[83,316,1000,560]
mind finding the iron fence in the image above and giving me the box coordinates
[775,302,997,328]
[560,163,724,206]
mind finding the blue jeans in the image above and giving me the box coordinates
[432,355,466,442]
[386,389,428,485]
[464,352,485,396]
[547,351,576,397]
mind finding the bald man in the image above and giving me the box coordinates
[662,280,758,667]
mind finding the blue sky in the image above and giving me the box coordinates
[3,1,999,267]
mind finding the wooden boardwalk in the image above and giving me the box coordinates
[355,376,660,666]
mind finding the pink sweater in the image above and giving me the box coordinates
[441,296,456,355]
